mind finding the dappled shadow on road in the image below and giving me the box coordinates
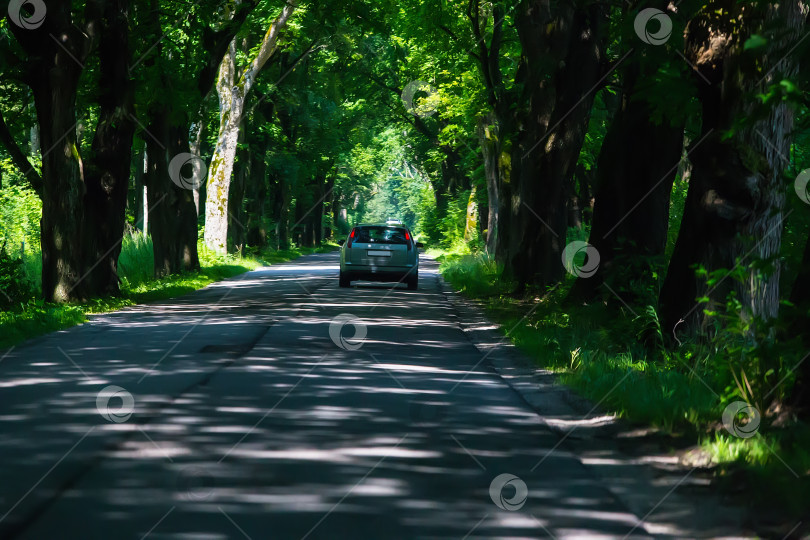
[0,254,712,538]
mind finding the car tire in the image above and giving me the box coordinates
[339,272,351,288]
[407,272,418,290]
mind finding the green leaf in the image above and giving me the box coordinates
[744,35,767,50]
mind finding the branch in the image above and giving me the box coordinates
[241,0,298,95]
[198,0,260,97]
[0,108,43,197]
[467,0,498,106]
[438,23,481,63]
[367,72,402,96]
[248,40,326,116]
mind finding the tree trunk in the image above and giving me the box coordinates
[143,112,201,276]
[570,29,685,302]
[228,124,249,253]
[323,175,335,240]
[788,232,810,411]
[134,0,259,271]
[246,146,269,247]
[138,0,200,276]
[81,0,136,298]
[204,2,296,254]
[273,172,291,249]
[477,113,507,256]
[660,1,804,338]
[464,186,478,242]
[11,0,87,302]
[507,0,608,289]
[133,145,147,233]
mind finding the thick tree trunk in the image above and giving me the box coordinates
[204,2,296,254]
[35,77,83,302]
[570,40,685,302]
[788,233,810,411]
[138,0,199,276]
[11,0,87,302]
[144,113,200,276]
[660,1,804,338]
[507,0,608,289]
[81,0,136,297]
[134,0,259,270]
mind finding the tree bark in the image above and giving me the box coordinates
[468,2,513,260]
[477,113,507,256]
[80,0,136,297]
[660,1,804,338]
[507,0,608,289]
[10,0,88,302]
[134,0,259,273]
[570,19,685,302]
[0,109,43,196]
[228,124,249,253]
[204,2,296,254]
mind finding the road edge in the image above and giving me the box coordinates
[434,270,751,539]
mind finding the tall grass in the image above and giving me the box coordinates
[118,232,154,289]
[436,251,810,519]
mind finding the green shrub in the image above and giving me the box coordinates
[118,232,154,289]
[0,182,41,253]
[0,243,35,309]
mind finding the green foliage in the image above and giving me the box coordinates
[0,243,34,309]
[694,265,803,409]
[0,181,41,255]
[118,233,155,290]
[438,249,810,520]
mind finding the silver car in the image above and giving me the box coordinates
[338,224,423,289]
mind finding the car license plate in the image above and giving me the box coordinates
[368,250,391,257]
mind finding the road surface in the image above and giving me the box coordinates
[0,253,742,539]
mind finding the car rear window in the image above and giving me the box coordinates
[354,226,409,245]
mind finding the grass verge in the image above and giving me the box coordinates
[0,241,336,350]
[435,250,810,529]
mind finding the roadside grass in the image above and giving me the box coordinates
[0,237,337,350]
[435,250,810,521]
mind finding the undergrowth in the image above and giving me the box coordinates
[435,250,810,520]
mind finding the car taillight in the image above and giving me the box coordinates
[405,230,412,250]
[347,228,356,248]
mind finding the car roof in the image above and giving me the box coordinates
[355,223,407,228]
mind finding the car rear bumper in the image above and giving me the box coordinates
[341,264,416,281]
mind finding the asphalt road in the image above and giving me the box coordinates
[0,252,738,539]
